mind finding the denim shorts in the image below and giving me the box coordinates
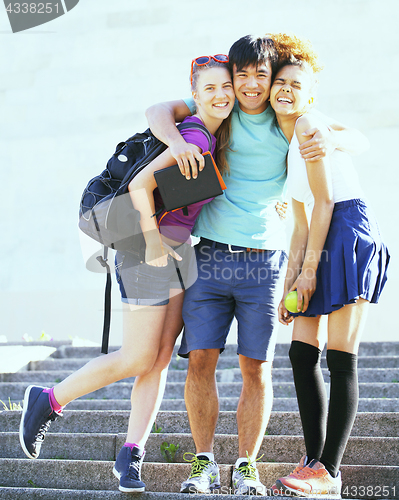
[115,243,198,306]
[178,239,288,361]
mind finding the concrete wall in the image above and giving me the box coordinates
[1,0,398,345]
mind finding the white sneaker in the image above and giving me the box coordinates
[180,453,221,494]
[232,459,266,495]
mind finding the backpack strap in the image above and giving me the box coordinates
[96,246,112,355]
[176,121,213,152]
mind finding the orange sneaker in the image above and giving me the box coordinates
[271,456,308,496]
[275,460,341,498]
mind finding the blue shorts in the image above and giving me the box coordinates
[115,243,198,306]
[293,198,390,317]
[178,239,287,361]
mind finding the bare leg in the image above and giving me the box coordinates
[326,298,369,354]
[184,349,220,453]
[53,303,168,406]
[292,315,327,349]
[125,291,185,446]
[237,356,273,461]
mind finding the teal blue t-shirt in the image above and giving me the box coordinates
[184,99,289,250]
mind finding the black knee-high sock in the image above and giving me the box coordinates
[289,341,328,461]
[320,349,358,478]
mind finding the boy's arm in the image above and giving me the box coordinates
[299,110,370,161]
[145,99,204,179]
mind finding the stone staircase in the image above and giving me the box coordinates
[0,341,398,499]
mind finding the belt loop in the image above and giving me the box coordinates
[228,244,245,253]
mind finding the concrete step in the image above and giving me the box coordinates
[2,431,398,465]
[49,344,293,359]
[28,354,399,371]
[0,459,398,498]
[6,396,397,412]
[3,367,398,383]
[0,489,268,500]
[2,341,398,500]
[0,489,288,500]
[2,410,397,437]
[4,341,398,362]
[2,381,398,401]
[46,342,399,359]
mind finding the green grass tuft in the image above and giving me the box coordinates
[0,398,22,411]
[160,441,179,463]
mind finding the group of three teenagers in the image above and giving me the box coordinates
[19,32,388,497]
[146,32,387,497]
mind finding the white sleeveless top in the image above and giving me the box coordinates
[287,131,364,206]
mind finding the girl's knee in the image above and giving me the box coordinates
[289,340,322,368]
[153,344,174,370]
[117,349,156,377]
[326,349,357,374]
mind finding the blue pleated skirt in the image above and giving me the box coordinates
[299,198,390,317]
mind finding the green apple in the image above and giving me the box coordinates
[284,290,303,313]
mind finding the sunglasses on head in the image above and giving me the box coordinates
[190,54,229,86]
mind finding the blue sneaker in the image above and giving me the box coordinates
[113,446,146,493]
[19,385,61,459]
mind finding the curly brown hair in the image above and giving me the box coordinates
[269,33,324,74]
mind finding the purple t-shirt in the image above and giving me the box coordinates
[153,115,217,243]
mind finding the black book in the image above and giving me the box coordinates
[153,151,226,212]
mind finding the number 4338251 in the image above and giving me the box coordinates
[5,3,60,14]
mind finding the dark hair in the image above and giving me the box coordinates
[228,35,278,76]
[275,54,314,80]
